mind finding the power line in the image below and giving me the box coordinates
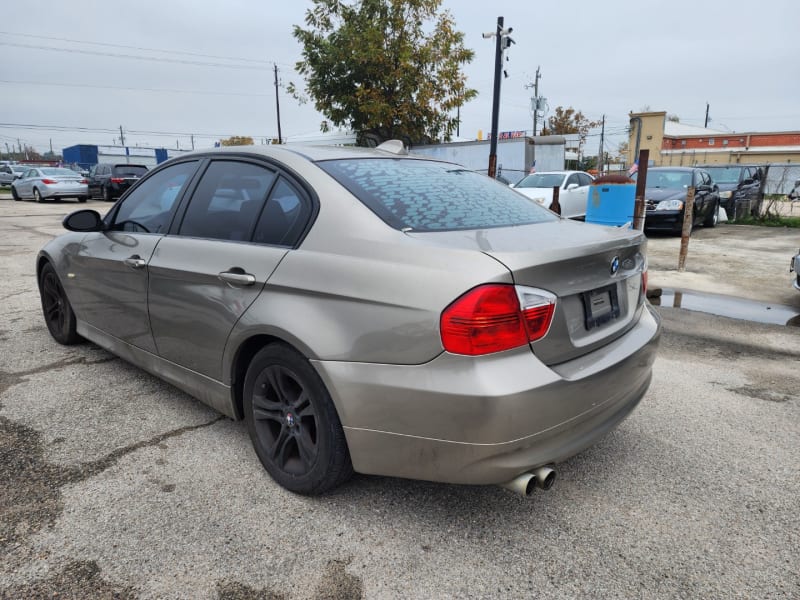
[0,79,272,98]
[0,121,274,140]
[0,30,290,66]
[0,41,273,70]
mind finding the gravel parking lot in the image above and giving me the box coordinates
[1,197,799,599]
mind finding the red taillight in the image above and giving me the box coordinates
[440,284,556,356]
[80,178,88,184]
[110,177,125,184]
[41,178,57,184]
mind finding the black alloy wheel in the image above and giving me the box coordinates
[244,344,352,495]
[39,263,81,345]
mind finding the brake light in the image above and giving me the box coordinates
[110,177,125,183]
[80,178,88,184]
[41,178,57,184]
[440,284,556,356]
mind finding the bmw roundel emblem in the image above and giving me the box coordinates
[610,256,620,275]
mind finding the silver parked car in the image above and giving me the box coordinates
[12,167,88,202]
[37,143,661,496]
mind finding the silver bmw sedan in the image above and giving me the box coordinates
[36,143,660,496]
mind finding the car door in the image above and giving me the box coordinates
[692,170,709,223]
[147,159,313,381]
[559,173,583,218]
[68,160,201,353]
[86,165,100,197]
[17,169,37,197]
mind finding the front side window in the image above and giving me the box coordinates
[320,158,557,232]
[178,160,276,241]
[111,161,198,234]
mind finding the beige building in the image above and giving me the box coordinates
[627,111,800,166]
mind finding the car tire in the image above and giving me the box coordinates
[33,188,43,203]
[103,186,111,202]
[78,196,87,203]
[243,344,353,495]
[704,200,719,228]
[39,262,81,345]
[11,187,20,201]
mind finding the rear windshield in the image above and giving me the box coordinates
[704,167,742,184]
[113,165,148,177]
[40,168,82,177]
[318,158,557,232]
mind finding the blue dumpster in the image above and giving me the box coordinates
[585,175,636,227]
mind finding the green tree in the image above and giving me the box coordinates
[290,0,477,146]
[220,136,254,146]
[539,106,601,148]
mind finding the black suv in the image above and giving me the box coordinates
[702,165,763,219]
[87,163,149,201]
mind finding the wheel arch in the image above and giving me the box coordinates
[228,333,319,421]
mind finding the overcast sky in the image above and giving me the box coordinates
[2,0,798,156]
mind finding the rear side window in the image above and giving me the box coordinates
[113,165,148,177]
[253,178,312,246]
[179,161,276,241]
[319,158,557,231]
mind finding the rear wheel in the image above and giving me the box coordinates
[78,196,87,203]
[243,344,353,495]
[33,188,43,203]
[39,262,81,345]
[704,200,719,228]
[103,186,111,202]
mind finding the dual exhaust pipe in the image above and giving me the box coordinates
[500,466,556,497]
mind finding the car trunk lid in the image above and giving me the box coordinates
[407,219,647,365]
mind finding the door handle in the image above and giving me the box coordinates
[124,255,146,269]
[218,269,256,286]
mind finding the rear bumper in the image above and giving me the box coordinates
[312,304,661,485]
[41,184,88,198]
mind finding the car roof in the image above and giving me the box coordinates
[180,144,439,164]
[647,166,697,171]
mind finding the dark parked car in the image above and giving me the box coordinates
[703,165,763,219]
[638,167,720,234]
[36,143,660,496]
[87,163,149,201]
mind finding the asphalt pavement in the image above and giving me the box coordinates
[1,197,798,599]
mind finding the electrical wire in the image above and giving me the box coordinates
[0,79,272,98]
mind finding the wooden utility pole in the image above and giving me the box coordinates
[597,115,605,175]
[274,63,283,144]
[678,186,695,271]
[119,125,125,146]
[632,149,650,230]
[487,16,505,178]
[704,103,710,128]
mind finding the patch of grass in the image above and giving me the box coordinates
[733,215,800,228]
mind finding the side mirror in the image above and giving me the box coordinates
[696,184,712,192]
[63,209,104,232]
[565,183,579,191]
[743,178,754,186]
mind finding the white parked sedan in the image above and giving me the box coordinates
[512,170,594,219]
[11,167,89,203]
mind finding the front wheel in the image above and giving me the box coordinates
[704,200,719,228]
[11,187,20,201]
[103,186,111,202]
[243,344,353,495]
[39,262,81,345]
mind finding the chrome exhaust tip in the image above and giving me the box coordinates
[499,472,537,497]
[533,466,556,490]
